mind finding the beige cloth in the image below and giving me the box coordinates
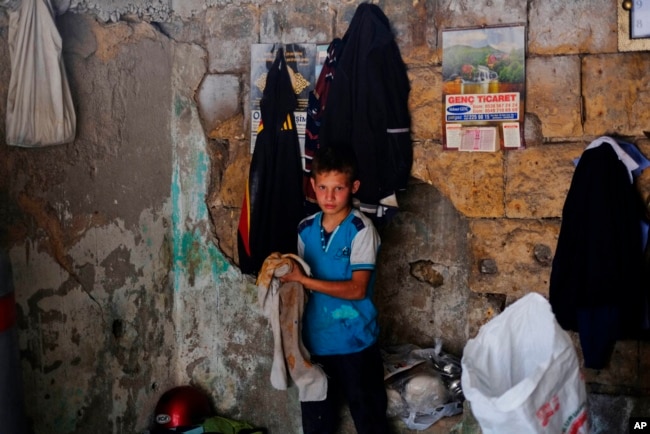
[7,0,76,147]
[256,252,327,402]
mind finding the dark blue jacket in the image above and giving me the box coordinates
[550,138,650,369]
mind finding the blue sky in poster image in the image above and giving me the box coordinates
[443,26,525,52]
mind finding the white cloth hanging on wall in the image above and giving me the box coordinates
[6,0,76,147]
[0,0,21,10]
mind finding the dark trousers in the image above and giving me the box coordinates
[300,343,389,434]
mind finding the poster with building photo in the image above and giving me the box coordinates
[249,43,317,156]
[442,25,526,151]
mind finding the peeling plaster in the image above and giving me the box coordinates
[168,38,262,416]
[10,203,175,432]
[169,38,235,291]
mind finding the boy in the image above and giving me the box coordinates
[280,146,389,434]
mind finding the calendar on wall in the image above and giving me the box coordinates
[619,1,650,51]
[441,24,526,151]
[630,0,650,38]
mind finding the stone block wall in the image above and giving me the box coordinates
[0,0,649,433]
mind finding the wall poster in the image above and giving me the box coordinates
[250,43,317,160]
[442,24,526,151]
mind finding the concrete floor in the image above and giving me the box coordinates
[386,393,650,434]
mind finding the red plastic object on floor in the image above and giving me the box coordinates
[153,385,213,432]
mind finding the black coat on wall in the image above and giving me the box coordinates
[549,140,649,369]
[319,3,412,215]
[238,48,304,275]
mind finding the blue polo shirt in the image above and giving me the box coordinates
[297,208,381,356]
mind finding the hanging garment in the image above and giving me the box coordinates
[238,48,305,275]
[319,3,412,219]
[549,136,650,369]
[256,252,327,402]
[6,0,76,147]
[303,38,342,210]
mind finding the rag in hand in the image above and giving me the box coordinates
[256,252,327,402]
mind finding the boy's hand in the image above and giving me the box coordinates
[279,262,305,285]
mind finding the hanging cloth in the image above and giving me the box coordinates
[303,38,342,211]
[6,0,76,147]
[319,3,412,221]
[238,47,305,275]
[549,136,650,369]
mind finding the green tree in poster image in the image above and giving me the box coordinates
[443,46,524,84]
[491,49,524,83]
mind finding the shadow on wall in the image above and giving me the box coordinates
[374,179,473,357]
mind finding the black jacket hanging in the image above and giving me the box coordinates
[549,137,650,369]
[319,3,412,217]
[238,47,304,275]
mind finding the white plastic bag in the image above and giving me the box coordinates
[6,0,76,147]
[461,293,588,434]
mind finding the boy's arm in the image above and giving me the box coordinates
[280,268,371,300]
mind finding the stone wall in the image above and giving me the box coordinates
[0,0,649,433]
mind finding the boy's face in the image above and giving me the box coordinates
[311,170,360,218]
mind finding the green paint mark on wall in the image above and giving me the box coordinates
[174,96,187,117]
[192,150,209,221]
[171,155,230,291]
[171,162,184,291]
[179,229,230,284]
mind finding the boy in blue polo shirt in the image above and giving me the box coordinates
[280,146,388,434]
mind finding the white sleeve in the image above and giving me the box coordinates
[350,223,380,270]
[297,234,305,258]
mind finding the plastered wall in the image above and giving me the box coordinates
[0,1,649,433]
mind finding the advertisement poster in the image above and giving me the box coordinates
[250,43,317,155]
[442,25,526,151]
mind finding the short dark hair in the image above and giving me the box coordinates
[311,146,358,181]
